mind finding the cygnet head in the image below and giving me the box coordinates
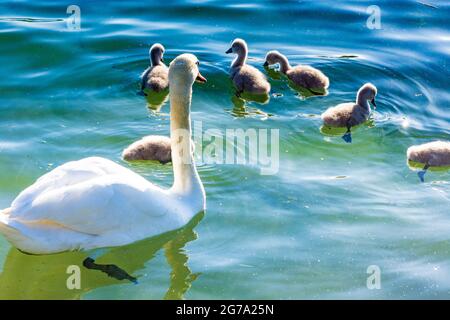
[149,43,165,66]
[225,38,248,55]
[169,53,207,88]
[357,83,377,107]
[263,50,285,67]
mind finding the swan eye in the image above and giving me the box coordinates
[196,61,200,66]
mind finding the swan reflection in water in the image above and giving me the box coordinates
[230,91,271,119]
[144,88,169,113]
[0,212,204,300]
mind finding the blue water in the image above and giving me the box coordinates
[0,0,449,299]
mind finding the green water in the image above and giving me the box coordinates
[0,0,449,299]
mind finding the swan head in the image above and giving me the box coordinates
[263,50,285,67]
[169,54,207,87]
[149,43,165,66]
[226,38,247,55]
[357,83,377,107]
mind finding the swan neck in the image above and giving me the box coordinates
[169,81,200,195]
[278,55,291,73]
[232,49,247,68]
[151,51,161,66]
[356,95,370,111]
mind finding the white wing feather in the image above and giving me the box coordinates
[9,157,169,235]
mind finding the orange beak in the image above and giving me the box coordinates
[195,72,207,83]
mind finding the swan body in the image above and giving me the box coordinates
[122,135,172,163]
[407,141,450,167]
[226,39,270,95]
[141,43,169,92]
[321,83,377,128]
[0,54,207,254]
[321,102,368,128]
[264,50,329,92]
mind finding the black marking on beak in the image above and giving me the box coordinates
[263,61,269,67]
[225,48,232,54]
[161,57,164,62]
[371,97,377,107]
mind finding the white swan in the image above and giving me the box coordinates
[0,54,207,255]
[226,38,271,95]
[140,43,169,93]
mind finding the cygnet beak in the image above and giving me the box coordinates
[263,61,269,67]
[225,48,232,54]
[371,97,377,108]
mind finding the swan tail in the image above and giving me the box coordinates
[0,208,39,254]
[0,208,22,242]
[1,208,91,254]
[0,207,11,217]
